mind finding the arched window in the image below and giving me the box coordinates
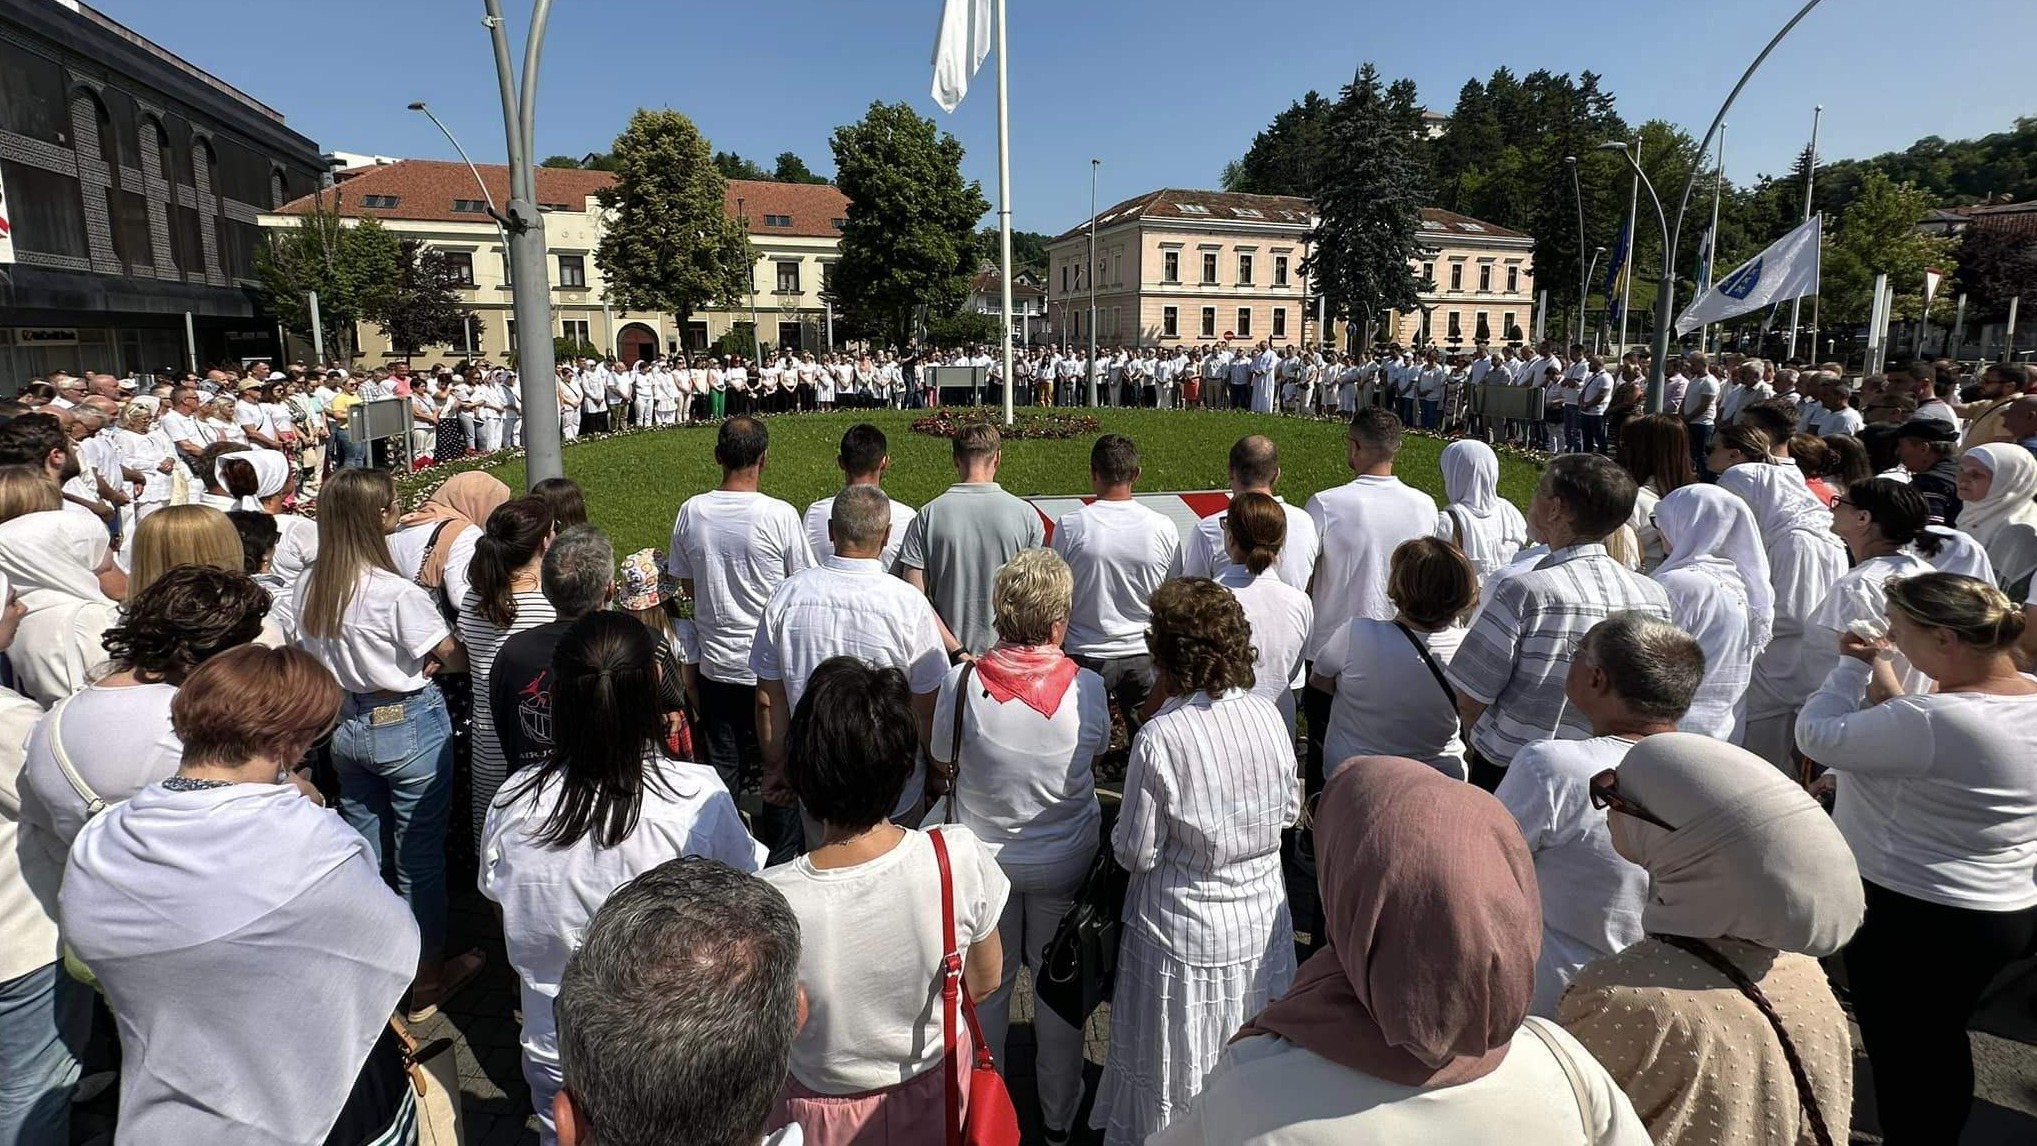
[269,169,285,210]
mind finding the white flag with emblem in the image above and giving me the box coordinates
[1674,215,1821,335]
[930,0,991,113]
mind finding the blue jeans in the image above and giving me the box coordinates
[1688,421,1716,480]
[1579,412,1608,454]
[1564,404,1583,452]
[333,428,366,469]
[0,961,92,1146]
[334,686,454,960]
[1419,398,1442,429]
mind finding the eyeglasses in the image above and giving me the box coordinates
[1589,768,1676,831]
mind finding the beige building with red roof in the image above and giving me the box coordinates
[263,158,850,366]
[1043,189,1534,352]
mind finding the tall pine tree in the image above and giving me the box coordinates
[594,109,756,338]
[1306,64,1432,344]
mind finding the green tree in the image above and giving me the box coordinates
[1227,91,1337,198]
[1306,65,1433,337]
[255,207,403,361]
[772,151,831,184]
[828,101,990,348]
[1954,222,2037,321]
[1823,171,1957,324]
[369,239,473,356]
[595,109,756,338]
[711,321,759,362]
[539,155,582,169]
[924,310,1001,347]
[714,150,770,180]
[973,227,1051,274]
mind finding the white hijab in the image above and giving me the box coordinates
[0,509,111,605]
[1957,444,2037,551]
[1716,460,1832,544]
[216,448,291,511]
[1439,439,1529,578]
[1441,439,1503,517]
[1653,484,1775,652]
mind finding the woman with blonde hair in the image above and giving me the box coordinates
[0,464,62,525]
[111,398,178,527]
[197,394,246,446]
[292,466,481,1020]
[125,504,244,599]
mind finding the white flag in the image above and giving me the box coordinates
[1674,215,1822,335]
[930,0,991,113]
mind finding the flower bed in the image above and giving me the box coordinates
[909,407,1102,440]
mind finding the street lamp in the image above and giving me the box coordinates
[1087,158,1099,407]
[1583,245,1608,351]
[1564,155,1587,348]
[1600,142,1672,413]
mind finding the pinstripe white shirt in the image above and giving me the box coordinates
[1446,544,1673,768]
[1113,689,1300,966]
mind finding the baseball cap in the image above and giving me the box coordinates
[1893,419,1957,443]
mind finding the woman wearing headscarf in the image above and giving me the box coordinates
[1650,484,1773,742]
[1796,573,2037,1145]
[1435,439,1529,586]
[388,471,512,623]
[1154,757,1649,1145]
[1559,733,1864,1146]
[1801,479,1940,705]
[1716,461,1849,770]
[0,510,124,706]
[1955,442,2037,602]
[216,448,317,585]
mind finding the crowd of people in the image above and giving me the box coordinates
[1,348,2036,1146]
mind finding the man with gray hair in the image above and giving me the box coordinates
[490,525,616,776]
[752,483,947,839]
[553,857,803,1146]
[1495,611,1705,1015]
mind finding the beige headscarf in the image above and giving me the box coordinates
[406,472,510,589]
[1610,733,1863,956]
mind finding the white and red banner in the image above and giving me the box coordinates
[1026,491,1232,544]
[0,163,14,265]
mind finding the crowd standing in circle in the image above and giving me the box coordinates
[0,349,2035,1146]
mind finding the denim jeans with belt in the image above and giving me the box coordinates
[333,686,454,960]
[0,960,92,1146]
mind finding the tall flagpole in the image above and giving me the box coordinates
[1701,123,1725,352]
[1616,136,1638,352]
[1786,105,1822,362]
[994,0,1014,425]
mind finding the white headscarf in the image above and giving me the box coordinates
[0,510,111,604]
[1612,733,1864,956]
[1440,439,1502,517]
[1716,461,1831,544]
[1956,444,2037,551]
[216,448,291,511]
[1653,484,1775,651]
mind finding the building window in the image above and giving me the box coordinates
[1238,254,1254,285]
[506,320,517,353]
[1274,255,1289,286]
[557,254,586,288]
[1111,306,1122,337]
[1163,251,1179,283]
[1163,306,1179,337]
[1502,312,1517,340]
[444,251,475,286]
[1061,264,1070,294]
[1447,312,1462,340]
[1236,307,1252,338]
[562,319,591,346]
[361,194,400,209]
[1449,263,1463,291]
[1507,266,1519,293]
[1272,307,1287,338]
[1201,251,1218,284]
[830,217,847,230]
[1478,264,1492,292]
[452,199,489,214]
[1200,307,1217,338]
[1112,251,1122,284]
[1422,261,1435,284]
[776,261,801,293]
[763,213,793,227]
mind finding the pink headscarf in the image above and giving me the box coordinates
[1235,757,1540,1086]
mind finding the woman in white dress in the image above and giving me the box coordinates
[1096,578,1300,1145]
[483,613,760,1145]
[1799,478,1940,710]
[458,496,556,841]
[1956,443,2037,602]
[1435,439,1529,586]
[199,395,247,446]
[0,510,125,706]
[1650,484,1772,742]
[110,398,177,528]
[1716,460,1850,770]
[1212,491,1313,732]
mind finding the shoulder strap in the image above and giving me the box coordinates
[1520,1017,1593,1135]
[934,828,964,1146]
[1657,936,1834,1146]
[46,694,107,819]
[1446,506,1466,548]
[1392,620,1458,708]
[414,519,455,590]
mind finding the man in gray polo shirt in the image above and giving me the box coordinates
[898,423,1044,657]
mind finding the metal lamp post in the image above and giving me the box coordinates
[1565,156,1587,348]
[408,101,512,272]
[1583,245,1608,350]
[1600,142,1672,414]
[1087,158,1099,407]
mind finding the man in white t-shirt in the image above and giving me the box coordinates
[754,485,947,823]
[803,423,917,571]
[1052,434,1182,741]
[1678,352,1722,477]
[157,387,206,467]
[1303,408,1440,657]
[1576,354,1615,455]
[1182,435,1320,592]
[666,415,814,859]
[1495,612,1703,1016]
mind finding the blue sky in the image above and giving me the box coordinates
[120,0,2035,235]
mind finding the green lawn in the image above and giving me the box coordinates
[401,410,1543,557]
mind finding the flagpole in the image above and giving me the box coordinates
[1616,137,1638,353]
[1701,123,1724,353]
[994,0,1014,426]
[1786,105,1822,363]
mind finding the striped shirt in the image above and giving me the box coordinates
[1447,544,1673,768]
[1112,689,1300,966]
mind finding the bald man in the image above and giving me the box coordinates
[1180,435,1321,591]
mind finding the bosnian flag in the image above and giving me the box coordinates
[1675,215,1821,335]
[931,0,992,113]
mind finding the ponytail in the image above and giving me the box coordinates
[468,497,553,628]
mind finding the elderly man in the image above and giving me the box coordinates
[1183,434,1320,590]
[1961,363,2035,449]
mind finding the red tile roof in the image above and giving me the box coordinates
[970,269,1045,297]
[1054,188,1527,243]
[273,159,848,237]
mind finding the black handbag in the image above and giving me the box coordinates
[1035,839,1128,1029]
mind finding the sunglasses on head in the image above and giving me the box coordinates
[1589,768,1676,831]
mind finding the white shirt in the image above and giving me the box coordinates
[1679,374,1721,425]
[930,659,1106,867]
[0,686,57,983]
[388,520,480,624]
[1496,735,1650,1017]
[20,682,180,851]
[1801,552,1935,703]
[1215,567,1313,729]
[763,826,1009,1094]
[666,490,815,685]
[290,568,450,693]
[803,492,918,572]
[1052,498,1183,659]
[1578,370,1615,414]
[1316,619,1467,779]
[1655,562,1759,741]
[158,410,202,449]
[1181,497,1320,593]
[1302,475,1439,657]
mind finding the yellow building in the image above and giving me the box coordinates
[261,159,850,366]
[1043,188,1534,351]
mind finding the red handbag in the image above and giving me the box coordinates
[931,828,1022,1146]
